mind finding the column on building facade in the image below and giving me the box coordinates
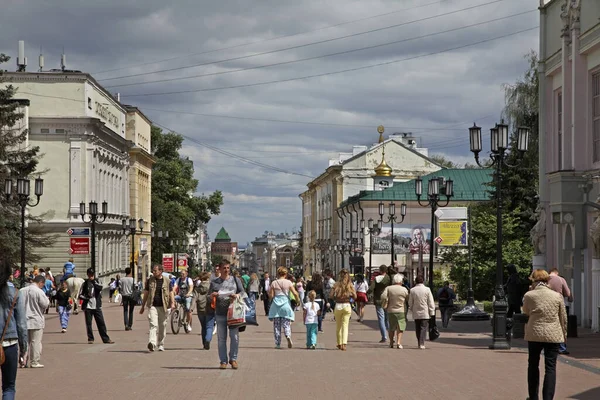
[560,4,573,170]
[589,215,600,331]
[69,138,82,214]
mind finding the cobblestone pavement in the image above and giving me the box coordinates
[19,303,600,400]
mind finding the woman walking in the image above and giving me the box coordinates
[408,275,435,349]
[248,273,260,301]
[0,259,28,399]
[354,274,368,322]
[208,260,244,369]
[295,277,305,310]
[523,269,567,400]
[306,273,325,332]
[54,281,72,333]
[330,269,356,351]
[268,267,301,349]
[380,273,409,349]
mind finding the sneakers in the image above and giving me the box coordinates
[275,344,281,349]
[87,341,94,344]
[229,360,238,369]
[310,345,316,350]
[397,344,403,349]
[61,328,66,333]
[158,345,165,351]
[419,345,426,349]
[30,363,44,368]
[148,342,155,352]
[286,336,293,348]
[219,363,227,369]
[104,340,115,344]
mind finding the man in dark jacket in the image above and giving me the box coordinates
[367,265,391,343]
[79,268,114,344]
[504,264,522,318]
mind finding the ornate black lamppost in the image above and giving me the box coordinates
[468,121,530,350]
[378,201,407,265]
[122,217,144,271]
[80,200,108,276]
[415,176,454,288]
[5,177,44,286]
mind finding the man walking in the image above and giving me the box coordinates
[140,264,174,352]
[21,275,49,368]
[79,268,114,345]
[259,272,271,315]
[367,265,391,343]
[548,267,572,355]
[119,267,136,330]
[437,281,456,328]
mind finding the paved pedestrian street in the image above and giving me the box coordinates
[23,304,599,400]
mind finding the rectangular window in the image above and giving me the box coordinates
[594,73,600,162]
[557,92,563,169]
[40,128,49,133]
[55,128,65,134]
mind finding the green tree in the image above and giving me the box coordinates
[0,54,55,267]
[430,155,459,168]
[441,204,533,300]
[150,126,223,263]
[211,254,224,267]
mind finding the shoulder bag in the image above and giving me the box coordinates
[0,289,19,365]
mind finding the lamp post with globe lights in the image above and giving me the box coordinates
[468,121,530,350]
[80,201,108,276]
[378,201,407,265]
[4,177,44,286]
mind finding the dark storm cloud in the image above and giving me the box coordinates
[0,0,539,242]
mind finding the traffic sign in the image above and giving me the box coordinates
[69,237,90,254]
[67,227,90,236]
[434,236,443,244]
[163,253,174,272]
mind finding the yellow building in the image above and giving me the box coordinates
[125,106,154,283]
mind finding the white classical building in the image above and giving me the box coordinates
[537,0,600,330]
[300,131,443,274]
[2,71,132,279]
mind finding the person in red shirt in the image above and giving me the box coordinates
[547,268,572,355]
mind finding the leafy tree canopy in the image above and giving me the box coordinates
[150,126,223,263]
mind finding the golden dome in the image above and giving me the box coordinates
[374,158,393,177]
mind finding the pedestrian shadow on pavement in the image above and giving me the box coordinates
[162,366,223,370]
[568,386,600,399]
[107,350,152,354]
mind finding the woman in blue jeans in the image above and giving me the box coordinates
[208,261,244,370]
[0,259,28,400]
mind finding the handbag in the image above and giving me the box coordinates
[227,297,247,327]
[429,318,440,341]
[0,289,19,365]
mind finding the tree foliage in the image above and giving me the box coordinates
[442,52,539,300]
[0,54,55,266]
[150,126,223,263]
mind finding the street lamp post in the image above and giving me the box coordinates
[80,200,108,276]
[4,177,44,286]
[122,217,144,272]
[415,176,454,288]
[468,121,530,350]
[378,201,407,265]
[363,218,381,282]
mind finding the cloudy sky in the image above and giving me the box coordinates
[0,0,540,244]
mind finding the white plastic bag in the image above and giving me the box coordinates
[113,292,122,304]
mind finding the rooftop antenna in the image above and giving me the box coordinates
[17,40,27,72]
[38,46,44,72]
[60,47,66,72]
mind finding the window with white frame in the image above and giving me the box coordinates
[594,72,600,163]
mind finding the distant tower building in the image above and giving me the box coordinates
[211,227,238,267]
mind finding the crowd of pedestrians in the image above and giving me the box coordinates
[0,254,577,400]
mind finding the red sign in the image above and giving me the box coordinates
[162,254,174,272]
[435,236,443,244]
[69,237,90,255]
[177,255,188,270]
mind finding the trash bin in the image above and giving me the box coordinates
[512,313,528,339]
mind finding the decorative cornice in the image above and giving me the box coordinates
[580,23,600,53]
[545,50,562,75]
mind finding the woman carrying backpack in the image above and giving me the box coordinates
[436,281,456,328]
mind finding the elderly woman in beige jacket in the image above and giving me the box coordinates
[407,275,435,349]
[381,273,409,349]
[523,269,567,400]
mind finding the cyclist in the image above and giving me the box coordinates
[174,269,194,332]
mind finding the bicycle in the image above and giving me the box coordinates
[171,297,194,335]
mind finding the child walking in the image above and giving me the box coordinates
[303,290,321,349]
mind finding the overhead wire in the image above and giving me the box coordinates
[101,0,511,83]
[121,26,539,98]
[92,0,454,75]
[106,8,535,89]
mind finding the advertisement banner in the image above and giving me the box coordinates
[163,253,174,272]
[438,220,468,246]
[371,224,431,255]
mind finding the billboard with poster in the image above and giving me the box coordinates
[371,224,431,255]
